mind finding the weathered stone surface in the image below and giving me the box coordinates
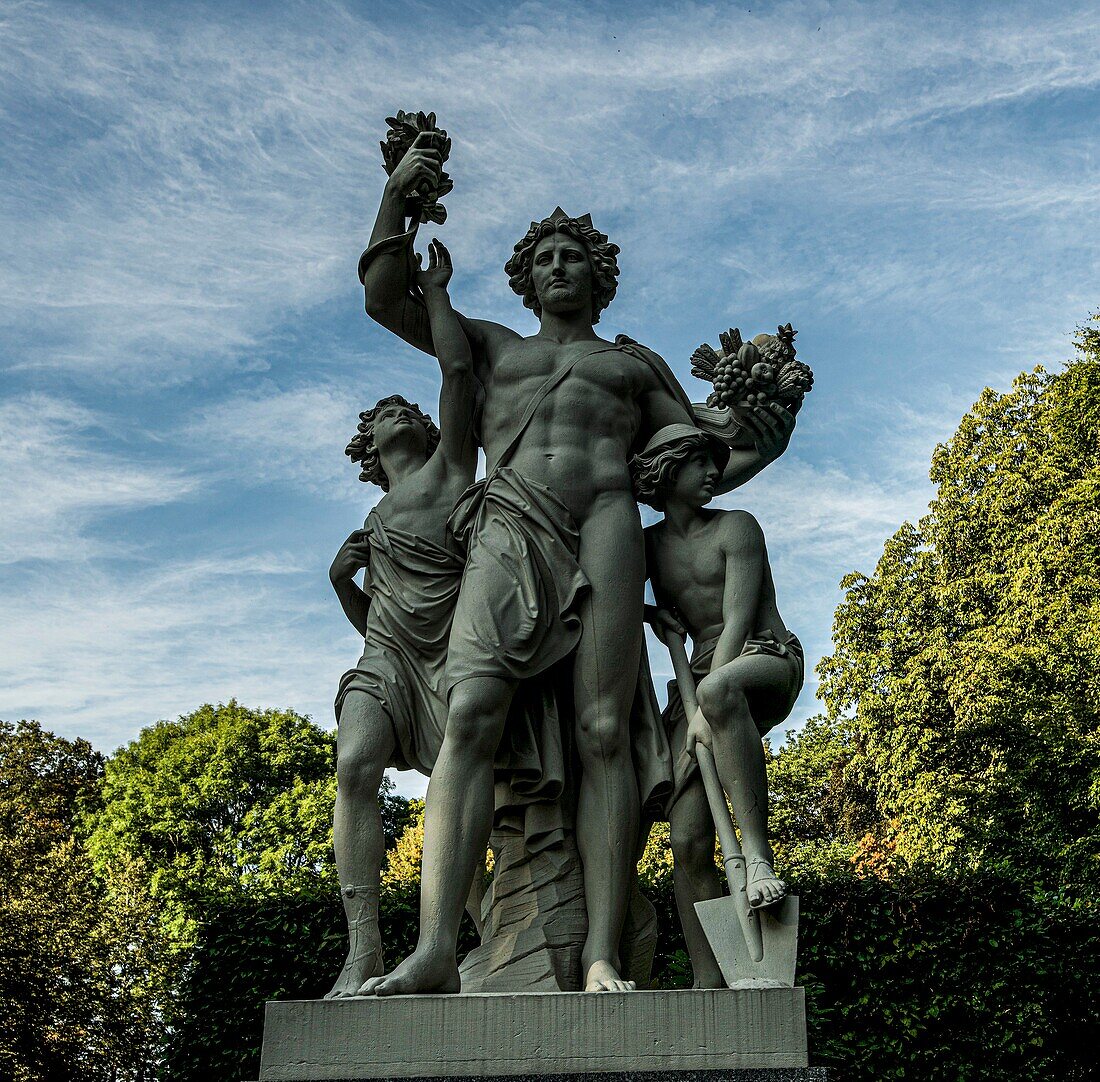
[353,113,803,995]
[258,989,809,1080]
[619,882,659,987]
[458,818,659,993]
[459,827,586,993]
[249,1071,829,1082]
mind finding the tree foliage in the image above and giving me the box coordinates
[800,315,1100,886]
[0,721,169,1081]
[768,714,879,871]
[83,701,340,941]
[381,800,425,888]
[794,868,1100,1081]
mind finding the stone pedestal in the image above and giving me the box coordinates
[256,989,813,1080]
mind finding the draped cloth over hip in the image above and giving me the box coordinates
[661,630,804,814]
[448,467,673,852]
[447,469,588,691]
[334,511,464,776]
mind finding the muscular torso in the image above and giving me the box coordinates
[369,331,666,550]
[648,511,787,646]
[477,332,657,523]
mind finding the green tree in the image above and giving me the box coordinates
[84,701,413,939]
[805,313,1100,887]
[84,702,340,938]
[0,721,169,1081]
[768,714,877,872]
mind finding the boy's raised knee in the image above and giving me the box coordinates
[696,673,749,726]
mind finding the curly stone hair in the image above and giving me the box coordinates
[345,395,441,492]
[504,209,620,325]
[631,432,715,510]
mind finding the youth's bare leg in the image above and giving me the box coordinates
[697,654,794,908]
[361,676,512,995]
[668,780,724,988]
[327,691,395,998]
[574,498,644,991]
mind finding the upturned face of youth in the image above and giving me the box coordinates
[669,447,720,510]
[531,231,594,320]
[373,401,429,462]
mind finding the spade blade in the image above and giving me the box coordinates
[695,894,799,989]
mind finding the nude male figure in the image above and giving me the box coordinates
[357,134,794,994]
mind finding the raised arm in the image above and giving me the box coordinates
[360,132,515,369]
[360,132,442,355]
[710,512,766,669]
[416,240,478,480]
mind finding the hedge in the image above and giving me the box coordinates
[164,870,1100,1082]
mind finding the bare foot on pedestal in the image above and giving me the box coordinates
[584,959,636,992]
[357,946,461,996]
[324,921,383,999]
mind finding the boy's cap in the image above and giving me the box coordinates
[639,423,730,472]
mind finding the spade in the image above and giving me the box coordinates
[667,631,799,989]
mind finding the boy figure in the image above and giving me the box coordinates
[325,240,479,998]
[634,423,804,989]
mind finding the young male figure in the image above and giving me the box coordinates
[358,136,796,995]
[635,424,804,989]
[325,240,478,998]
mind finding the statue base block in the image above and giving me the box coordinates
[252,1074,825,1082]
[256,989,813,1080]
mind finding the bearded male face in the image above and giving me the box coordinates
[529,231,596,319]
[504,209,620,325]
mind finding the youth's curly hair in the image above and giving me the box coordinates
[631,432,715,510]
[504,210,620,324]
[345,395,441,492]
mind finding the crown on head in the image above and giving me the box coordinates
[547,206,593,228]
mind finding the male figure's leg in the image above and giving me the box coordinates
[668,779,724,989]
[573,497,644,991]
[328,690,396,998]
[696,653,794,908]
[361,674,513,995]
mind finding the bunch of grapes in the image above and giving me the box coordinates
[690,323,814,418]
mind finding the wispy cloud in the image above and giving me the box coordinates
[2,0,1097,773]
[183,364,448,494]
[0,394,197,563]
[0,550,347,749]
[187,382,366,493]
[2,1,1097,378]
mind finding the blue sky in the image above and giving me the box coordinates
[2,0,1097,797]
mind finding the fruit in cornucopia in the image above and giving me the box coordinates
[690,323,813,417]
[751,362,778,385]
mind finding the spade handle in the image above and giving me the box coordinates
[667,633,745,884]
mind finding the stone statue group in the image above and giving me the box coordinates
[324,127,806,999]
